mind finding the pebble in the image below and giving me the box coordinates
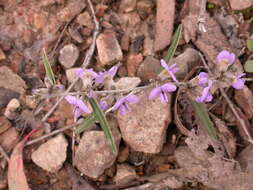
[59,44,79,69]
[114,164,137,185]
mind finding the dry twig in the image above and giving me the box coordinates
[0,145,9,162]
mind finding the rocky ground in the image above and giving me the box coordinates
[0,0,253,189]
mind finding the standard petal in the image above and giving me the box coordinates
[76,99,91,113]
[232,79,245,90]
[217,50,235,64]
[108,66,118,78]
[161,83,177,92]
[65,95,77,105]
[149,87,161,100]
[125,95,139,103]
[160,59,169,70]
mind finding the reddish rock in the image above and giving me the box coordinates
[116,88,172,153]
[0,127,18,152]
[137,56,160,84]
[154,0,175,52]
[114,164,137,185]
[96,32,123,66]
[127,53,143,76]
[120,34,130,51]
[76,12,94,29]
[0,116,11,135]
[229,0,253,10]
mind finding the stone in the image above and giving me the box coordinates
[32,134,68,172]
[115,77,141,90]
[0,66,27,94]
[4,98,20,120]
[96,32,123,66]
[229,0,253,10]
[76,12,94,29]
[127,53,143,76]
[0,87,19,109]
[75,116,121,178]
[136,0,154,19]
[237,145,253,173]
[0,127,18,152]
[0,116,11,135]
[0,48,6,61]
[59,44,79,69]
[114,164,137,185]
[137,56,160,84]
[119,0,136,13]
[116,88,172,153]
[57,0,86,22]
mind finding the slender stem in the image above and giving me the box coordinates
[0,145,9,162]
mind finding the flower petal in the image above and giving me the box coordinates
[160,83,177,92]
[74,108,82,119]
[232,78,245,90]
[76,99,91,113]
[119,104,128,115]
[108,66,118,78]
[205,93,213,102]
[149,87,161,100]
[75,68,84,78]
[99,100,108,111]
[65,95,77,105]
[160,92,168,103]
[112,97,125,111]
[85,68,98,79]
[125,95,139,103]
[198,72,209,87]
[95,72,105,84]
[160,59,169,70]
[217,50,235,64]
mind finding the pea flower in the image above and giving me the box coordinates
[112,94,139,115]
[160,59,178,82]
[149,83,177,103]
[217,50,235,65]
[95,66,118,84]
[232,73,246,90]
[75,68,98,79]
[99,100,108,111]
[195,80,213,103]
[198,72,209,87]
[65,95,91,119]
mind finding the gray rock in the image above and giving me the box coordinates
[32,134,68,172]
[114,164,137,185]
[59,44,79,69]
[115,77,141,90]
[0,87,19,109]
[117,88,172,153]
[0,66,27,95]
[237,145,253,173]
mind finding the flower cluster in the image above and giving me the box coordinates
[195,72,213,103]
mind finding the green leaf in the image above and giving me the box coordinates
[158,24,183,74]
[247,39,253,52]
[42,48,56,85]
[244,60,253,73]
[89,98,117,153]
[191,101,218,140]
[75,114,96,134]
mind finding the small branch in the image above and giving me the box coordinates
[198,0,207,32]
[0,145,9,162]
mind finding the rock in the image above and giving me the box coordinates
[0,116,11,135]
[0,127,18,152]
[154,0,175,52]
[4,98,20,120]
[76,12,94,29]
[66,68,79,83]
[0,66,27,94]
[114,164,137,185]
[237,145,253,173]
[32,134,68,172]
[59,44,79,69]
[96,32,123,66]
[117,145,130,163]
[120,34,130,51]
[229,0,253,10]
[117,88,172,153]
[115,77,141,90]
[57,0,86,22]
[234,86,253,119]
[119,0,136,13]
[136,0,154,19]
[74,116,121,178]
[0,48,6,61]
[137,56,160,84]
[0,87,19,109]
[127,53,143,76]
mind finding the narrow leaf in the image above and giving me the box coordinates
[244,60,253,73]
[75,114,96,134]
[247,39,253,52]
[89,98,117,153]
[42,48,56,85]
[191,101,218,140]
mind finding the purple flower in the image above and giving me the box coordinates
[195,80,213,103]
[112,94,139,115]
[232,73,246,90]
[217,50,235,65]
[65,95,91,119]
[75,68,98,79]
[160,59,179,82]
[95,66,118,84]
[149,83,177,103]
[198,72,209,87]
[99,100,108,111]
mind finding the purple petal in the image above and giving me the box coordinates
[108,66,118,78]
[95,72,105,84]
[65,95,77,105]
[232,78,245,90]
[195,96,202,103]
[149,87,161,100]
[160,92,168,103]
[160,83,177,92]
[76,99,91,113]
[237,73,246,79]
[119,104,128,115]
[75,68,84,78]
[160,59,169,70]
[74,108,82,119]
[217,50,235,64]
[168,64,178,73]
[85,69,98,79]
[99,100,108,111]
[112,97,125,111]
[198,72,209,87]
[125,95,139,103]
[168,71,178,82]
[205,93,213,102]
[56,84,65,90]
